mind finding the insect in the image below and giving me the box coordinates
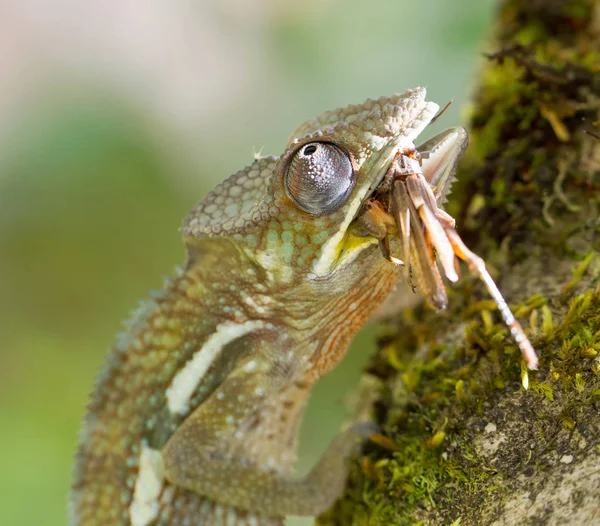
[355,124,538,370]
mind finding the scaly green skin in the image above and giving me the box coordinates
[71,88,451,525]
[318,0,600,524]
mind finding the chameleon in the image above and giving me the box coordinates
[70,87,537,526]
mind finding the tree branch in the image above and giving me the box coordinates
[319,0,600,524]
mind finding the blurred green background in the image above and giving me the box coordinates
[0,1,495,524]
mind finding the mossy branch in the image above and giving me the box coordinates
[319,0,600,524]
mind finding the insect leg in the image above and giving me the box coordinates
[446,229,539,370]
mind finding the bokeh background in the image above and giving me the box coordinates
[0,1,496,524]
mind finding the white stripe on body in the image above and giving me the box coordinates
[129,444,164,526]
[166,320,266,415]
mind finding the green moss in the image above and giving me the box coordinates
[530,381,554,401]
[321,285,600,523]
[363,287,597,524]
[560,1,591,20]
[562,252,597,293]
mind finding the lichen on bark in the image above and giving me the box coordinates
[318,0,600,524]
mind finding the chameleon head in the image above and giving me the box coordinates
[182,89,538,370]
[182,88,443,283]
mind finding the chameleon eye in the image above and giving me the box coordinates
[285,142,355,216]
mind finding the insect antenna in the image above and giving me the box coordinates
[429,99,454,126]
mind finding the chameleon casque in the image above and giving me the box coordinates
[71,88,536,525]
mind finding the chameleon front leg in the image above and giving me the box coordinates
[162,349,375,518]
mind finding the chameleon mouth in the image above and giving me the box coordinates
[352,144,539,371]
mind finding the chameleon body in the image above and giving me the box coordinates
[71,88,468,525]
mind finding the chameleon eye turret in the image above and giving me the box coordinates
[285,141,355,216]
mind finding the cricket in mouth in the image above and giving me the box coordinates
[355,127,539,372]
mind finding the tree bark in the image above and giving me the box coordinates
[319,0,600,524]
